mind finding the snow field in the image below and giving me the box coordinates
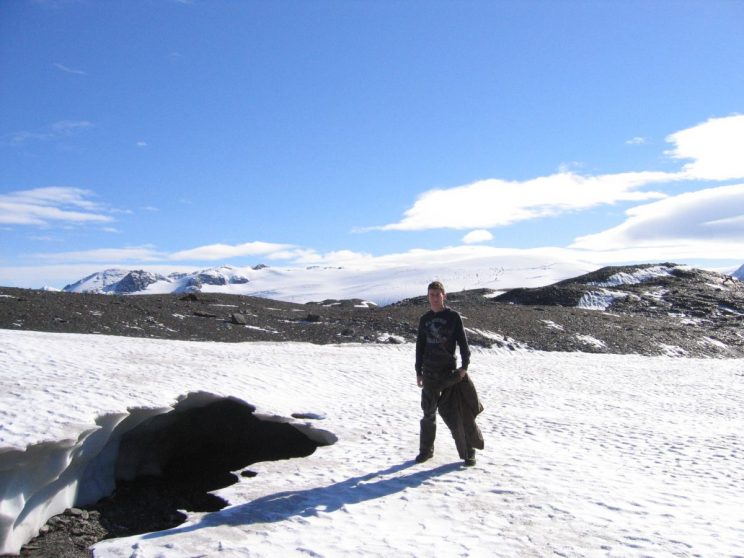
[1,330,743,557]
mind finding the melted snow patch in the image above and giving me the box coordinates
[578,289,628,311]
[483,291,505,299]
[589,265,677,287]
[719,304,744,316]
[699,337,728,350]
[643,288,668,301]
[244,325,279,334]
[541,320,565,331]
[466,328,530,351]
[376,333,406,344]
[660,344,688,357]
[575,334,606,349]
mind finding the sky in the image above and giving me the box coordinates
[2,329,743,555]
[1,0,744,289]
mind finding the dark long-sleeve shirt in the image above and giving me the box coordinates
[415,307,470,374]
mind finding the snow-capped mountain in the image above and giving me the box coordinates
[64,266,253,296]
[733,263,744,281]
[61,254,598,305]
[63,269,132,293]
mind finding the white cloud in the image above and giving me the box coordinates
[168,241,296,261]
[666,114,744,180]
[136,141,148,148]
[51,120,94,134]
[53,63,87,75]
[0,187,113,226]
[3,120,93,145]
[626,136,647,145]
[571,183,744,260]
[462,229,493,244]
[33,246,162,263]
[374,171,674,232]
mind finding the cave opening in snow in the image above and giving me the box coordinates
[87,397,325,538]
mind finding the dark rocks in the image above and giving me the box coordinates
[230,313,247,325]
[192,310,217,318]
[1,263,743,356]
[113,271,166,294]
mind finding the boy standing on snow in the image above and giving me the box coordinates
[414,281,483,466]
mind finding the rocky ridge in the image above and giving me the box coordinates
[2,263,743,358]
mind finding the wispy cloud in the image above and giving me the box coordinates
[168,241,296,261]
[0,187,113,226]
[626,136,647,145]
[370,171,674,232]
[3,120,93,146]
[53,63,87,75]
[28,240,298,265]
[571,183,744,260]
[33,246,162,263]
[136,141,148,148]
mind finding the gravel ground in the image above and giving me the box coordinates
[1,267,742,358]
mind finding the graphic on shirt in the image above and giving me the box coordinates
[425,316,451,345]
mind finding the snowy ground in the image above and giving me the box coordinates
[1,329,744,557]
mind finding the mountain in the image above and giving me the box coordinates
[64,266,253,296]
[63,269,131,293]
[61,254,597,305]
[733,263,744,281]
[4,262,743,358]
[494,262,743,319]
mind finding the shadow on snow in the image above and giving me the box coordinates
[143,460,462,539]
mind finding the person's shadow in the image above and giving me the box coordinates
[143,460,462,539]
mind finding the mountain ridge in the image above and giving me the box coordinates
[3,262,743,358]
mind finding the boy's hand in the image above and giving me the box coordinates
[456,367,467,379]
[416,374,424,387]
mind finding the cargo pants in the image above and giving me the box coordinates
[419,367,472,460]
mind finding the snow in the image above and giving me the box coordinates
[1,329,744,557]
[63,253,596,306]
[574,334,607,349]
[577,289,628,311]
[732,263,744,281]
[541,320,565,331]
[588,264,679,288]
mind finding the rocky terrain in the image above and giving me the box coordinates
[2,262,743,557]
[2,262,743,358]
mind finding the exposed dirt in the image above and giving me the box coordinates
[1,263,743,357]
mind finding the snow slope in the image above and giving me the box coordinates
[63,251,597,305]
[1,330,743,556]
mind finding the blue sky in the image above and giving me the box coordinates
[1,0,743,288]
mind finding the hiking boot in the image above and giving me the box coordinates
[415,451,433,463]
[464,449,476,467]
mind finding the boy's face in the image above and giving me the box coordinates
[427,288,446,312]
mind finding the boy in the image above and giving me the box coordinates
[414,281,482,466]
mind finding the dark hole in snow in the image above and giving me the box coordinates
[88,397,323,540]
